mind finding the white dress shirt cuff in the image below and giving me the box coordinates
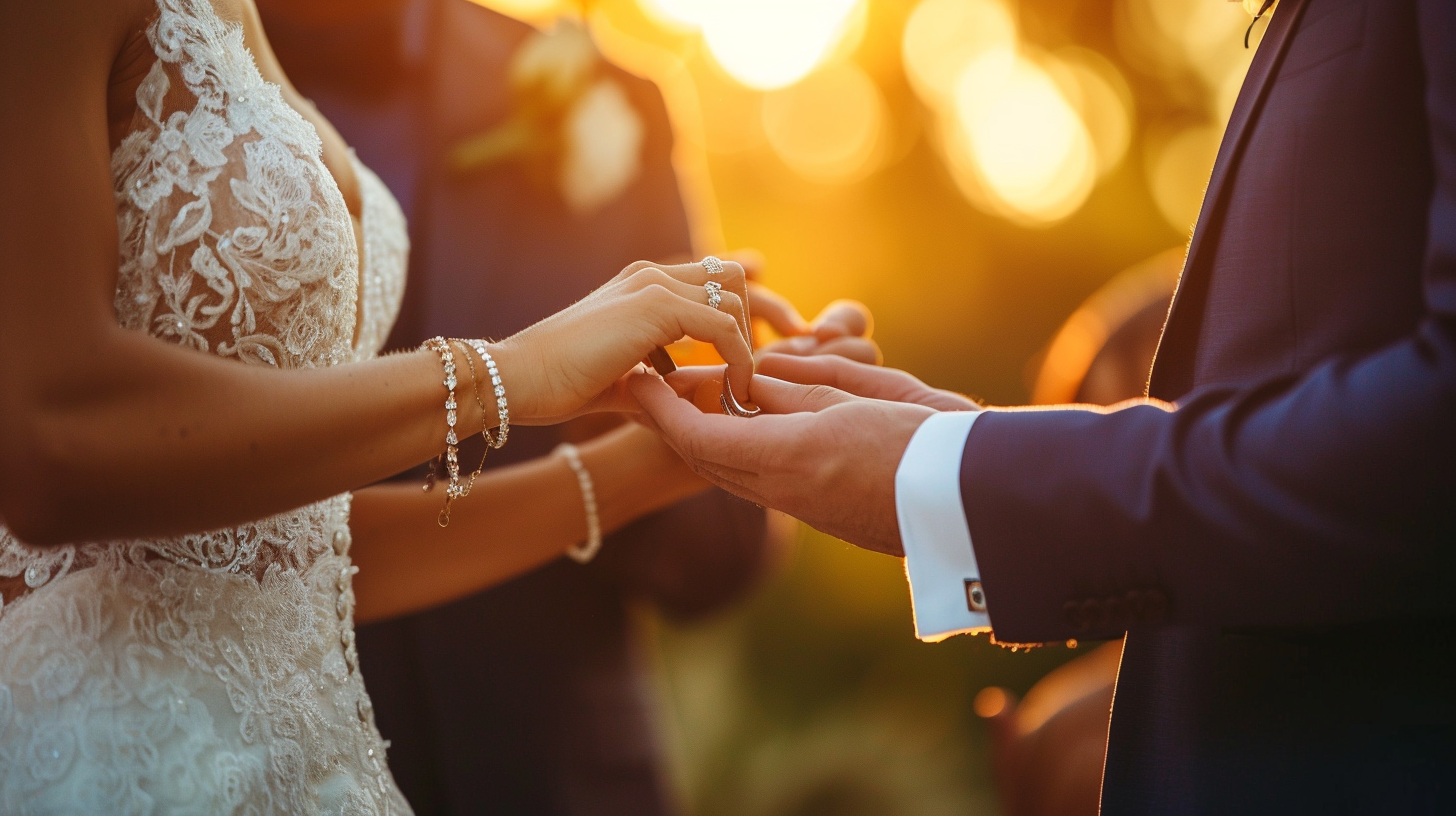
[895,410,989,642]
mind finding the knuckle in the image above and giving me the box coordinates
[806,384,840,404]
[627,266,666,290]
[642,282,672,301]
[633,283,672,308]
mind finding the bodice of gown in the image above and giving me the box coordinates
[0,0,411,813]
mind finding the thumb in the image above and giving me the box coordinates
[748,375,854,414]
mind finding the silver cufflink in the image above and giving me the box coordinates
[965,580,987,613]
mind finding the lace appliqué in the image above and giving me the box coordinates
[0,1,410,813]
[112,0,357,368]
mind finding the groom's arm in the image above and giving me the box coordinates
[960,0,1456,644]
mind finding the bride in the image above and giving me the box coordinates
[0,0,788,812]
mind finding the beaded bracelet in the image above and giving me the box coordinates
[555,443,602,564]
[421,337,463,526]
[463,339,509,450]
[452,340,491,499]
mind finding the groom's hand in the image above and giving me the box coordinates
[629,371,936,556]
[758,354,981,412]
[755,300,883,365]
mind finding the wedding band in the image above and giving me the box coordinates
[720,377,761,418]
[701,255,724,275]
[705,279,723,310]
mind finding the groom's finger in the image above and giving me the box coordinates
[629,372,755,468]
[747,283,812,339]
[662,365,726,399]
[758,353,890,395]
[746,375,854,415]
[629,371,826,502]
[809,336,882,365]
[661,367,852,415]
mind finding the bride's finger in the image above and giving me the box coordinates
[644,260,753,340]
[625,268,750,345]
[636,286,755,403]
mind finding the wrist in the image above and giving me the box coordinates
[577,433,651,533]
[485,336,539,424]
[578,427,700,534]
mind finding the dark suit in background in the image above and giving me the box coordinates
[961,1,1456,812]
[264,3,771,814]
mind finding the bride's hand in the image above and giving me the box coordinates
[493,260,755,424]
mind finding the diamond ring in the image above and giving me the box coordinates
[705,279,723,310]
[701,255,725,276]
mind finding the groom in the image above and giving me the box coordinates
[638,0,1456,813]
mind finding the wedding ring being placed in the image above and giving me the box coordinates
[701,255,725,275]
[705,279,723,310]
[720,377,761,418]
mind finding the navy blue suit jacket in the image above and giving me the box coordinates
[962,1,1456,812]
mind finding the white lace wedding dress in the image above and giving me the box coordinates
[0,1,413,812]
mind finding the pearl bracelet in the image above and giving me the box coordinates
[555,443,602,564]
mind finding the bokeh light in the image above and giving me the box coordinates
[1115,0,1253,119]
[694,64,768,154]
[1045,47,1133,178]
[902,0,1016,104]
[946,48,1095,225]
[762,62,884,183]
[639,0,705,29]
[473,0,564,21]
[902,0,1111,225]
[642,0,865,90]
[1146,124,1222,233]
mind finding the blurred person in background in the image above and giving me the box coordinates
[636,1,1456,813]
[259,1,875,815]
[977,249,1179,816]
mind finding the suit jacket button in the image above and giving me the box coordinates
[964,580,987,613]
[1063,600,1090,632]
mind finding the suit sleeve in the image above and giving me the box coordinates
[962,1,1456,644]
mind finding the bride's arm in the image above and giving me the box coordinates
[0,1,752,545]
[348,423,706,623]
